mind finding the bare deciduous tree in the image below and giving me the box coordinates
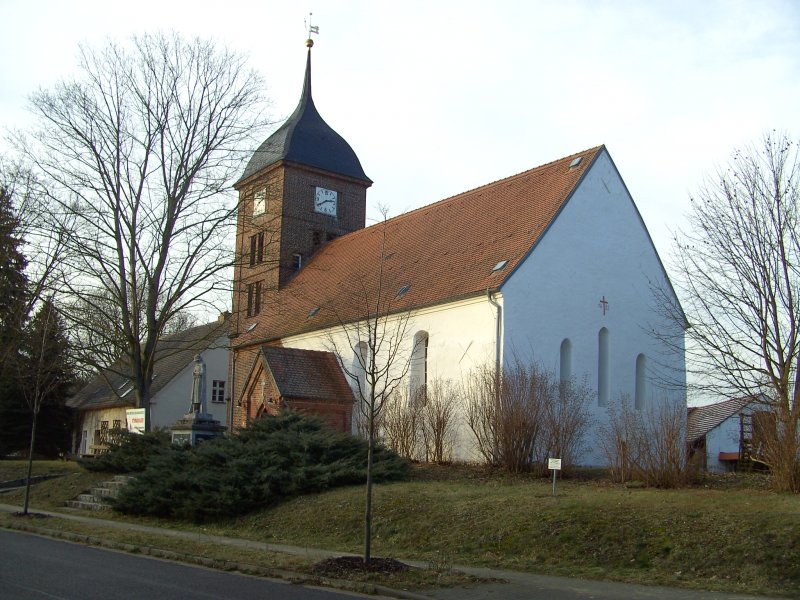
[462,363,500,465]
[418,378,459,463]
[381,387,418,460]
[667,132,800,491]
[599,395,640,484]
[14,33,268,431]
[542,376,592,473]
[325,214,415,564]
[600,394,687,488]
[0,162,71,370]
[464,360,591,474]
[20,298,74,514]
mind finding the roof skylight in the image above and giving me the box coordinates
[492,260,509,272]
[308,307,321,318]
[246,323,257,332]
[396,284,411,299]
[569,156,583,169]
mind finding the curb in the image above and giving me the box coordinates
[1,519,432,600]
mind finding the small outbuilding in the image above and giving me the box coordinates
[687,396,760,472]
[239,346,355,434]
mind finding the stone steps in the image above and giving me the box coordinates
[64,475,134,511]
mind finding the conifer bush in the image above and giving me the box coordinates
[80,429,172,473]
[112,412,410,522]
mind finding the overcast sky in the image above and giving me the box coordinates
[1,0,799,263]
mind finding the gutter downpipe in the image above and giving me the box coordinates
[487,289,502,464]
[487,288,502,409]
[486,289,502,377]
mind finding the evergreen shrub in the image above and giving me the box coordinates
[80,429,171,473]
[113,412,410,522]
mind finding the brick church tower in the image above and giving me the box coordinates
[229,38,370,428]
[232,38,371,327]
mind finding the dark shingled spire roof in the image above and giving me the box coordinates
[238,48,371,184]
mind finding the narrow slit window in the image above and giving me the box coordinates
[598,327,610,407]
[635,354,647,410]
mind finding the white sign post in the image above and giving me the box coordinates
[548,458,562,497]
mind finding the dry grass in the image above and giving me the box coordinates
[2,460,798,597]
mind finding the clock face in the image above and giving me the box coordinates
[314,187,337,216]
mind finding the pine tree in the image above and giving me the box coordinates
[0,186,30,457]
[0,186,29,369]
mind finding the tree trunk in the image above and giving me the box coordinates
[363,406,374,564]
[22,405,40,515]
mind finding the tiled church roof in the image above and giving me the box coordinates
[235,146,603,346]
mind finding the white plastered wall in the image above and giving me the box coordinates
[149,338,230,428]
[283,295,500,460]
[705,414,746,472]
[501,150,686,465]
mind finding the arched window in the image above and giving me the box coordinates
[559,338,572,382]
[353,341,368,399]
[410,331,429,404]
[598,328,610,407]
[635,353,647,410]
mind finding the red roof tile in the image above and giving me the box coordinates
[261,346,354,403]
[236,146,603,346]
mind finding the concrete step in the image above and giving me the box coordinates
[91,487,119,499]
[64,499,109,511]
[65,475,133,512]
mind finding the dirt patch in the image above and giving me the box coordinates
[312,555,410,578]
[12,511,51,519]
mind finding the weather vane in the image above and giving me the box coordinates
[305,12,319,48]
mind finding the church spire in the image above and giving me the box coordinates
[236,19,370,185]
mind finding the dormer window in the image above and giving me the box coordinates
[492,260,509,273]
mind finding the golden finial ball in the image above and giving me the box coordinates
[306,38,314,48]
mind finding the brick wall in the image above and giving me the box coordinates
[230,160,369,427]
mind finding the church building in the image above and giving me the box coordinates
[229,39,686,465]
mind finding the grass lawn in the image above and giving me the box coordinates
[1,460,798,597]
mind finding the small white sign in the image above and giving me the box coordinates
[126,408,146,434]
[548,458,562,471]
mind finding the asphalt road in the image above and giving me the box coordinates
[0,529,375,600]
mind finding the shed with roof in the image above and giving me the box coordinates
[687,396,761,472]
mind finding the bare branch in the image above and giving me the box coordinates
[11,33,270,430]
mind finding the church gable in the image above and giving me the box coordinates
[499,149,686,464]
